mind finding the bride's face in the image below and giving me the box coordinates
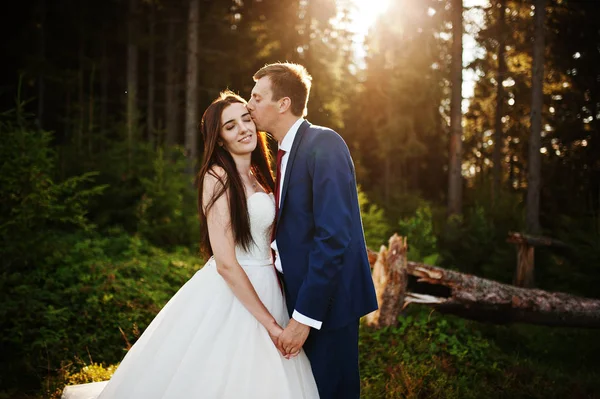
[219,102,258,156]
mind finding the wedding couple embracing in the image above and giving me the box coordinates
[62,62,378,399]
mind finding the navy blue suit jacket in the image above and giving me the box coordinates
[275,120,378,331]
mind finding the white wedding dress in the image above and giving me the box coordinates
[62,192,319,399]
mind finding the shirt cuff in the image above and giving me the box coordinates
[292,310,322,330]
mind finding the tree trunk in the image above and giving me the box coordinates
[88,63,95,155]
[147,3,156,147]
[447,0,463,217]
[77,19,85,151]
[366,236,600,329]
[384,133,391,207]
[493,0,506,201]
[364,235,408,328]
[36,0,46,130]
[127,0,139,167]
[100,31,108,136]
[165,10,178,147]
[404,260,600,328]
[526,0,546,234]
[184,0,199,173]
[65,85,72,141]
[509,149,515,188]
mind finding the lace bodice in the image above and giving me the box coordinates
[235,192,275,262]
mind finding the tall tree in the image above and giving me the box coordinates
[146,1,156,146]
[493,0,507,200]
[164,6,179,147]
[35,0,46,130]
[448,0,464,217]
[184,0,199,172]
[127,0,139,165]
[77,3,85,151]
[100,22,109,135]
[526,0,546,234]
[344,0,446,222]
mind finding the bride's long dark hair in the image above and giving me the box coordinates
[197,91,275,257]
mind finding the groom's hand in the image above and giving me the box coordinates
[279,319,310,359]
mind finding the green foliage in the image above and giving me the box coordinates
[360,308,502,398]
[0,117,106,268]
[360,307,600,398]
[0,229,202,396]
[59,138,199,250]
[136,147,199,248]
[358,185,391,250]
[438,204,514,282]
[61,138,154,234]
[398,205,440,265]
[547,215,600,298]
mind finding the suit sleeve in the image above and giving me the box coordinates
[293,131,355,322]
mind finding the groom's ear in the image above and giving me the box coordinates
[278,97,291,114]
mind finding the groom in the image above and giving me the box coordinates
[247,62,378,399]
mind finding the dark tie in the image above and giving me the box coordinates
[271,149,286,290]
[274,149,286,221]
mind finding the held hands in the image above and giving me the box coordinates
[266,321,286,357]
[278,318,310,359]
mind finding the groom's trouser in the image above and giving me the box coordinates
[302,319,360,399]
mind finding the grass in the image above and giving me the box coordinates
[359,307,600,398]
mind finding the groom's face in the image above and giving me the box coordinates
[247,76,279,133]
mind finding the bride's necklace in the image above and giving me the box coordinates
[248,171,258,190]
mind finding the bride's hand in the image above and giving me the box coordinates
[266,321,286,356]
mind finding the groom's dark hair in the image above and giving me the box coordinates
[253,63,312,117]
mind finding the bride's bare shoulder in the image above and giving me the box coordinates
[202,166,229,190]
[201,166,231,214]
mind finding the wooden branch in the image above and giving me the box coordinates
[366,235,600,329]
[507,232,568,248]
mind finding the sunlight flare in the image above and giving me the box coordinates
[347,0,391,36]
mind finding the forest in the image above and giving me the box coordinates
[1,0,599,397]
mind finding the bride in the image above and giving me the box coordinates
[62,91,319,399]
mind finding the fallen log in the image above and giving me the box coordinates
[366,234,600,329]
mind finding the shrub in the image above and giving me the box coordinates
[0,116,106,270]
[398,205,440,265]
[0,229,202,396]
[136,147,199,249]
[358,186,391,250]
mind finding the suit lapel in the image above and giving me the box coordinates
[277,120,310,226]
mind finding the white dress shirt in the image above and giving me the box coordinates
[271,118,323,330]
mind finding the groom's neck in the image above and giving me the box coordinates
[273,114,301,144]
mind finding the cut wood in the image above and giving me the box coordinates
[506,232,569,288]
[507,232,568,248]
[366,235,600,329]
[364,235,408,328]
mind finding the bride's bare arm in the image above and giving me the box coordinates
[202,168,284,350]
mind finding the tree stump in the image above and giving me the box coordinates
[514,239,535,288]
[507,232,568,288]
[364,234,408,328]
